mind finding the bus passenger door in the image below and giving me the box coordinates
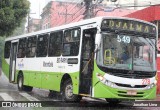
[80,28,96,95]
[9,42,18,82]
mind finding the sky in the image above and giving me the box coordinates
[28,0,82,19]
[28,0,160,19]
[28,0,46,19]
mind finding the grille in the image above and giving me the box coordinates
[118,94,143,98]
[115,83,147,88]
[118,91,144,98]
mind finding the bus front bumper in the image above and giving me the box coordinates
[93,82,156,100]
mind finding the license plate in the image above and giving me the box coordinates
[127,90,137,95]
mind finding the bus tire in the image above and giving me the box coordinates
[62,79,81,102]
[23,85,33,92]
[17,74,33,92]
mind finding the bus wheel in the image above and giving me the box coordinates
[106,99,121,104]
[17,74,24,91]
[62,79,81,102]
[17,74,33,92]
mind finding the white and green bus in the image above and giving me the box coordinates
[2,17,158,103]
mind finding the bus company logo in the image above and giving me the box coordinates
[18,59,24,68]
[43,61,53,67]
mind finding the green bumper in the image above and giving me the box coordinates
[93,82,156,100]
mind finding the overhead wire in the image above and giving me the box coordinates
[65,6,85,23]
[55,0,84,26]
[53,0,160,26]
[57,6,85,26]
[53,0,79,25]
[54,0,82,26]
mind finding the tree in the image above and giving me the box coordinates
[12,18,26,36]
[0,0,30,37]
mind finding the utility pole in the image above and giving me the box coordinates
[83,0,118,19]
[27,13,30,33]
[65,7,67,23]
[27,12,36,33]
[134,0,138,10]
[58,3,73,24]
[83,0,93,19]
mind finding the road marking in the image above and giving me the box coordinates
[0,93,14,101]
[82,97,105,102]
[19,93,39,101]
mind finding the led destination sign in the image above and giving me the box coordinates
[101,19,156,34]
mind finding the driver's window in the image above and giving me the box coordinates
[103,35,117,64]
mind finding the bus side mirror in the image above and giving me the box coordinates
[95,34,101,52]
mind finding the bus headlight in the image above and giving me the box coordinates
[146,83,155,89]
[96,73,116,87]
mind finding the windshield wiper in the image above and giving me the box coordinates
[146,38,155,48]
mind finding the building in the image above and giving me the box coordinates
[41,1,84,29]
[40,1,135,29]
[125,5,160,94]
[27,18,41,33]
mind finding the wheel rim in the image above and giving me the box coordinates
[65,84,73,99]
[18,77,23,88]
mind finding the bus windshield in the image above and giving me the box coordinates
[96,33,156,72]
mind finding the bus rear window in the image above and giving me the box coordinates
[4,41,11,58]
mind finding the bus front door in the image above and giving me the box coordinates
[80,29,95,95]
[9,42,18,82]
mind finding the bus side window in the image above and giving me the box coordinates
[17,38,26,58]
[4,41,11,58]
[36,34,48,57]
[48,31,62,57]
[63,28,80,56]
[26,36,37,57]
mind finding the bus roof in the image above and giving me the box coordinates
[5,16,157,41]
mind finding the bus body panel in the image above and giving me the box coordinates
[2,56,80,94]
[2,58,10,78]
[15,56,80,93]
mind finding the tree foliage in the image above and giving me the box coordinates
[0,0,30,37]
[12,18,26,37]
